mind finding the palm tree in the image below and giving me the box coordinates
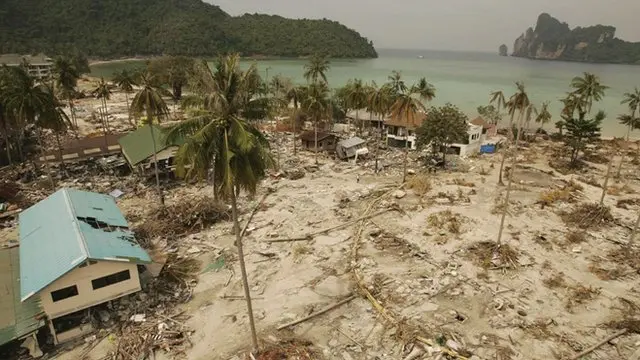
[2,66,53,161]
[387,74,436,183]
[52,56,80,132]
[535,101,552,130]
[130,72,171,205]
[166,55,273,353]
[570,72,608,114]
[0,66,15,164]
[285,83,305,155]
[618,114,640,141]
[113,69,138,129]
[303,82,330,165]
[38,84,72,183]
[496,83,530,186]
[303,55,330,84]
[490,91,507,123]
[344,79,368,133]
[368,83,392,173]
[621,88,640,141]
[91,78,112,145]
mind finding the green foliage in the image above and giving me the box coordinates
[513,13,640,64]
[0,0,377,59]
[570,72,608,113]
[564,111,604,164]
[147,56,195,100]
[166,54,273,196]
[416,104,469,160]
[477,105,502,124]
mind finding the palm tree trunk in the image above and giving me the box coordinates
[356,109,359,135]
[402,136,409,183]
[497,111,516,186]
[2,120,12,165]
[36,128,55,189]
[497,110,525,245]
[616,155,624,178]
[125,92,135,129]
[148,123,164,205]
[55,132,65,172]
[68,99,79,139]
[292,109,297,156]
[314,118,318,165]
[600,159,613,206]
[224,126,259,353]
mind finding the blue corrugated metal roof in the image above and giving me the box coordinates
[19,188,151,302]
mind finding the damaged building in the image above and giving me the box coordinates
[118,125,183,176]
[18,188,151,345]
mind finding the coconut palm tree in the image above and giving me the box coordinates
[535,101,552,130]
[52,56,81,132]
[113,69,138,129]
[621,88,640,140]
[618,114,640,141]
[285,83,305,155]
[387,74,436,183]
[496,82,530,186]
[303,55,330,84]
[37,84,72,183]
[344,79,369,133]
[91,78,112,145]
[367,83,392,173]
[570,72,608,114]
[130,72,171,205]
[302,82,330,165]
[166,55,273,353]
[2,66,54,161]
[0,66,16,164]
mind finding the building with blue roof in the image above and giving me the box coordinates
[18,188,151,344]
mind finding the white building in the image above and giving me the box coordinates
[385,112,426,150]
[0,53,54,80]
[448,122,484,157]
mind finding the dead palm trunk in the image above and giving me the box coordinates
[628,211,640,251]
[496,109,525,245]
[498,110,516,186]
[600,159,613,206]
[148,121,164,205]
[225,129,259,353]
[293,101,298,156]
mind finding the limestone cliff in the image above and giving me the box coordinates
[512,13,640,64]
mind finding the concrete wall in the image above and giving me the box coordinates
[39,261,141,319]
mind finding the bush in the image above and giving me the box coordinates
[406,174,432,196]
[560,203,613,229]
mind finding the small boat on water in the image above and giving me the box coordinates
[417,55,424,59]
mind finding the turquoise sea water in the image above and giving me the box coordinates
[91,49,640,137]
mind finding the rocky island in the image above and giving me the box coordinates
[512,13,640,64]
[499,44,508,56]
[0,0,377,59]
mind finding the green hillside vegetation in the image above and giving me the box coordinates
[512,13,640,64]
[0,0,377,59]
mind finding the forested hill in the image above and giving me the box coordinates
[0,0,378,59]
[512,13,640,64]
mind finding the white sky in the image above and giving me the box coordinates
[206,0,640,52]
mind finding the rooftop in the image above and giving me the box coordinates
[338,137,366,148]
[19,188,151,301]
[385,112,427,130]
[299,131,334,142]
[0,246,45,346]
[118,125,182,166]
[0,53,53,66]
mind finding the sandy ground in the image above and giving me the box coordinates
[7,85,639,360]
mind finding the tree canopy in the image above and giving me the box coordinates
[416,104,469,164]
[0,0,377,59]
